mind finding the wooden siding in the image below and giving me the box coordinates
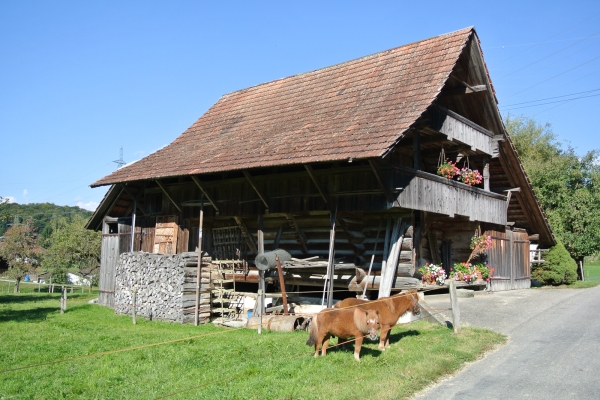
[393,168,507,225]
[431,106,496,155]
[487,229,531,291]
[99,234,119,307]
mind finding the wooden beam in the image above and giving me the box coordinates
[243,170,269,213]
[122,185,147,216]
[304,164,328,203]
[440,84,487,96]
[273,225,284,250]
[155,180,183,213]
[190,176,220,215]
[285,214,309,254]
[413,130,421,170]
[368,159,393,203]
[233,216,258,255]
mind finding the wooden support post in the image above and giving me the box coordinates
[483,158,490,191]
[273,225,283,250]
[130,198,137,252]
[304,164,328,204]
[243,170,269,213]
[155,180,183,213]
[325,208,337,308]
[257,214,264,255]
[191,176,220,215]
[413,130,421,170]
[285,214,309,254]
[234,216,258,255]
[449,280,460,333]
[368,159,393,203]
[194,197,204,326]
[132,290,137,325]
[275,255,289,315]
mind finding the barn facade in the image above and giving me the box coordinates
[86,27,554,323]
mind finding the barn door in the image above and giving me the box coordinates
[486,229,531,291]
[154,216,179,254]
[99,219,120,307]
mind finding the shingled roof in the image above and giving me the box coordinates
[92,27,475,187]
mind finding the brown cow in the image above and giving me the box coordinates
[333,290,420,350]
[306,307,380,362]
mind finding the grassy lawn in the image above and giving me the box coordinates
[568,259,600,288]
[0,286,505,400]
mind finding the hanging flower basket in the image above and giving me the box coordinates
[437,159,459,179]
[458,167,483,186]
[470,234,492,254]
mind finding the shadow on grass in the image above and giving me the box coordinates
[326,330,420,358]
[0,307,58,323]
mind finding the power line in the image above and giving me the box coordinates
[502,88,600,107]
[497,30,600,79]
[506,53,600,98]
[495,12,600,66]
[501,92,600,111]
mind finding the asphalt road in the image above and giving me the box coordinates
[413,286,600,399]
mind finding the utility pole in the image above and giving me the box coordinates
[113,146,126,169]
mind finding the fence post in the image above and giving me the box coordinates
[132,290,137,325]
[449,280,461,333]
[60,286,65,314]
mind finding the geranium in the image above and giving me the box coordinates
[475,264,494,282]
[451,262,478,284]
[418,263,447,285]
[470,234,492,253]
[437,159,459,179]
[458,167,483,186]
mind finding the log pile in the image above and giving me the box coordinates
[114,252,212,324]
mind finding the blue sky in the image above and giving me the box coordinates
[1,1,599,211]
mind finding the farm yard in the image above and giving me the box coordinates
[0,287,504,399]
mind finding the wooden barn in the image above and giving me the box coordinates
[86,27,555,323]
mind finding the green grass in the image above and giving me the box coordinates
[568,260,600,288]
[0,290,506,399]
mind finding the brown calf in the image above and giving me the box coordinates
[334,290,420,350]
[306,307,380,362]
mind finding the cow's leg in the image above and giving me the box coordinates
[354,336,363,362]
[379,325,389,350]
[385,328,392,348]
[321,334,331,356]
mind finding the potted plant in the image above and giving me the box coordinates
[457,167,483,186]
[474,263,494,282]
[437,159,459,179]
[450,262,478,284]
[418,263,447,285]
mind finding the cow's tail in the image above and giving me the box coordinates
[306,315,318,346]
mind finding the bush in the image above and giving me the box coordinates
[532,242,578,285]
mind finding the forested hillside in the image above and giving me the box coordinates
[0,201,92,245]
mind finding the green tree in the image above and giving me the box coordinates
[506,115,600,272]
[43,214,101,285]
[532,242,578,285]
[0,220,44,292]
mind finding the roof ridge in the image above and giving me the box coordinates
[219,27,474,99]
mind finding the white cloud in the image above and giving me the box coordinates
[23,189,28,197]
[77,201,99,212]
[4,196,16,203]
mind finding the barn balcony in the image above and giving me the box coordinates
[390,164,508,225]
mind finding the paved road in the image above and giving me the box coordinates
[413,286,600,399]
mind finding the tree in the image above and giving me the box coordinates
[0,220,44,292]
[532,242,578,286]
[506,115,600,272]
[43,214,101,286]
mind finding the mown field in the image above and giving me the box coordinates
[0,283,505,399]
[569,259,600,288]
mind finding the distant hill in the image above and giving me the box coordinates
[0,202,92,242]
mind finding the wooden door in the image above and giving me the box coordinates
[99,234,119,307]
[487,229,530,291]
[154,216,179,254]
